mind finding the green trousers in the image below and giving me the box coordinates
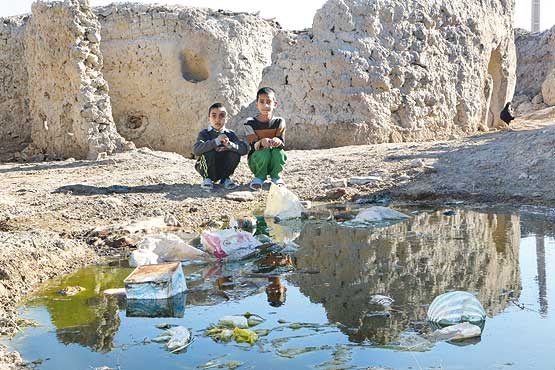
[248,148,287,180]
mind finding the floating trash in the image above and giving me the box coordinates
[124,262,186,300]
[218,315,249,329]
[151,325,193,353]
[355,206,410,222]
[369,294,394,306]
[427,291,486,329]
[428,322,482,342]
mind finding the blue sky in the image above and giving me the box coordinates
[0,0,553,32]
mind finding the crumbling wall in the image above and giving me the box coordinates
[232,0,516,148]
[514,26,555,115]
[95,4,276,155]
[0,16,31,154]
[23,0,127,160]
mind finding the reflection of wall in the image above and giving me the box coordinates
[289,210,521,344]
[41,266,130,352]
[57,296,120,353]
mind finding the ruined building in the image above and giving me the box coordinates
[0,0,518,159]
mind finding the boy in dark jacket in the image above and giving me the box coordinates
[193,103,248,190]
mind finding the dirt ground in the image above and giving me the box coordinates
[1,108,555,368]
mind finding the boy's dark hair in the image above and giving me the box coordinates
[208,102,226,115]
[256,87,276,101]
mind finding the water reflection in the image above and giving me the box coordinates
[30,208,531,352]
[33,267,132,352]
[56,296,120,353]
[289,209,522,344]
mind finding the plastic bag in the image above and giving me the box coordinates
[130,233,209,267]
[264,184,303,220]
[427,291,486,328]
[129,248,159,267]
[233,327,259,345]
[218,315,249,328]
[166,326,192,352]
[429,322,482,342]
[200,229,262,261]
[140,234,209,262]
[354,206,410,222]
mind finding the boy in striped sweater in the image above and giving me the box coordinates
[244,87,287,190]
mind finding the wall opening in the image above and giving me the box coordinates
[180,50,209,83]
[117,112,148,140]
[485,47,506,128]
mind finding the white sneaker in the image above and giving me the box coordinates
[223,178,238,190]
[201,178,213,191]
[271,177,285,186]
[249,177,264,191]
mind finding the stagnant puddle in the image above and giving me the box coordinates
[3,205,555,369]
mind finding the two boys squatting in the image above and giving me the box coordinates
[193,88,287,191]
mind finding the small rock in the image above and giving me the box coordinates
[330,178,348,187]
[518,172,528,180]
[164,214,181,227]
[323,188,347,200]
[103,196,123,208]
[225,191,255,202]
[410,158,425,168]
[96,152,108,161]
[300,200,312,209]
[398,174,411,181]
[86,28,101,43]
[58,286,86,296]
[348,176,382,185]
[109,236,140,248]
[423,165,436,173]
[86,53,99,66]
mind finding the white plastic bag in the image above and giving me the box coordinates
[139,234,209,262]
[218,315,249,328]
[200,229,261,261]
[264,184,303,220]
[129,248,159,267]
[354,206,410,222]
[427,291,486,327]
[429,322,482,342]
[166,326,192,351]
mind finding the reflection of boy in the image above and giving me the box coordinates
[193,103,248,190]
[266,276,287,307]
[244,87,287,190]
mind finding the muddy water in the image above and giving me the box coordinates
[3,206,555,369]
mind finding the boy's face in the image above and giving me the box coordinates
[256,93,277,115]
[209,107,227,131]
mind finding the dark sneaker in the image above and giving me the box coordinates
[201,178,214,191]
[223,178,238,190]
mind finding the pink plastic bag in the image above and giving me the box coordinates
[200,229,262,261]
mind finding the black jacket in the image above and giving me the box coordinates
[193,127,249,157]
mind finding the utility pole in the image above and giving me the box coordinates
[531,0,540,32]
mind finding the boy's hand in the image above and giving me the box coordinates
[259,138,272,148]
[269,137,283,147]
[217,134,230,147]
